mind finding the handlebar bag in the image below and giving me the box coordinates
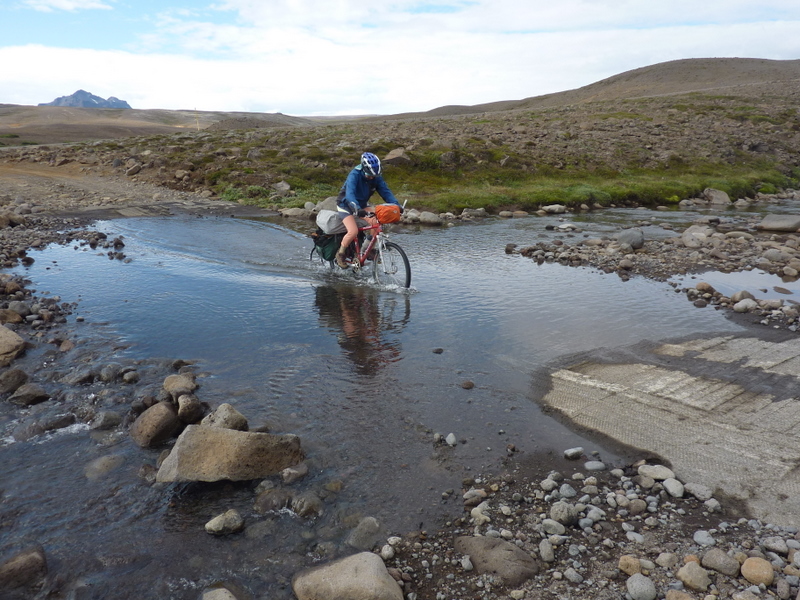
[375,204,402,224]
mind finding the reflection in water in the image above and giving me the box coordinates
[314,284,410,376]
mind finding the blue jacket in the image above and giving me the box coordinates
[336,165,399,214]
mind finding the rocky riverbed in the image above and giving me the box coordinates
[506,188,800,333]
[372,456,800,600]
[1,165,800,599]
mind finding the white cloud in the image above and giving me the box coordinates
[3,1,800,114]
[209,0,800,33]
[23,0,113,11]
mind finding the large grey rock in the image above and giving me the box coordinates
[346,516,382,550]
[292,552,402,600]
[757,214,800,232]
[59,367,96,385]
[418,211,443,226]
[677,561,712,591]
[730,290,756,303]
[733,298,758,313]
[91,411,123,430]
[0,326,25,367]
[0,369,28,395]
[6,301,30,317]
[280,207,313,219]
[454,536,539,586]
[205,509,244,536]
[129,402,181,447]
[0,309,23,324]
[702,548,741,576]
[163,373,197,400]
[177,394,205,424]
[201,403,248,431]
[315,196,339,212]
[681,225,713,248]
[8,383,50,406]
[202,588,239,600]
[383,148,412,166]
[461,207,487,218]
[702,188,731,204]
[291,491,324,519]
[550,501,579,525]
[626,573,657,600]
[0,546,47,592]
[637,464,674,480]
[156,425,304,482]
[541,204,567,214]
[684,482,713,501]
[615,228,645,249]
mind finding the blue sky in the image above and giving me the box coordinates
[1,0,799,115]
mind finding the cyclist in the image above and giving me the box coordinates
[335,152,401,268]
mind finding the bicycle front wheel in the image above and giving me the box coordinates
[372,241,411,288]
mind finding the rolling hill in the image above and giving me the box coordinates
[2,57,800,145]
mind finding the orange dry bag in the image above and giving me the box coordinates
[374,203,402,224]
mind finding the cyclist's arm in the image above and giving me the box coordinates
[341,170,363,213]
[374,177,399,205]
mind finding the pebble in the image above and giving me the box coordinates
[627,573,657,600]
[693,530,716,546]
[741,556,775,586]
[539,539,555,562]
[584,460,606,471]
[684,482,713,501]
[663,478,685,498]
[677,561,712,591]
[564,567,583,584]
[204,509,244,536]
[559,483,577,498]
[542,519,566,535]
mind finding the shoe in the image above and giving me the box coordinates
[335,247,348,268]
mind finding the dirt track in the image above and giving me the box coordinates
[0,161,274,219]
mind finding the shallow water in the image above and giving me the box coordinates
[2,206,781,597]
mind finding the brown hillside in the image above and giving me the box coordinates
[396,57,800,118]
[0,104,313,145]
[2,57,800,145]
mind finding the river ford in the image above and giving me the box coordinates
[1,202,800,599]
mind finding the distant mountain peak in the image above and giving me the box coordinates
[39,90,132,109]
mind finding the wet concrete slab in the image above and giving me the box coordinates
[540,334,800,527]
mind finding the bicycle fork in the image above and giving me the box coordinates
[373,238,396,276]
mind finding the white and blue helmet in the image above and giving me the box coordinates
[360,152,381,177]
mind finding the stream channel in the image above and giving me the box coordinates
[3,204,795,598]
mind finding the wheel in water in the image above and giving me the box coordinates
[371,241,411,288]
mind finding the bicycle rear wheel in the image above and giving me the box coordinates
[372,241,411,288]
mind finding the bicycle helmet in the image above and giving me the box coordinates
[360,152,382,177]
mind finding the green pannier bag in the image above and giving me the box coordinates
[311,228,342,262]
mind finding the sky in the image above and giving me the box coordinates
[1,0,799,116]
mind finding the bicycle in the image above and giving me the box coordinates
[311,210,411,288]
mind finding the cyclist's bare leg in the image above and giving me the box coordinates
[340,214,359,249]
[336,214,358,268]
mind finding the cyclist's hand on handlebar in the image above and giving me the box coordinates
[357,209,368,218]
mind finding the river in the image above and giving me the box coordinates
[1,207,764,598]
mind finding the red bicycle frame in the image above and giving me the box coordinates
[348,219,383,268]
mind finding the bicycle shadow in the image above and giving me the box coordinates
[314,284,411,376]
